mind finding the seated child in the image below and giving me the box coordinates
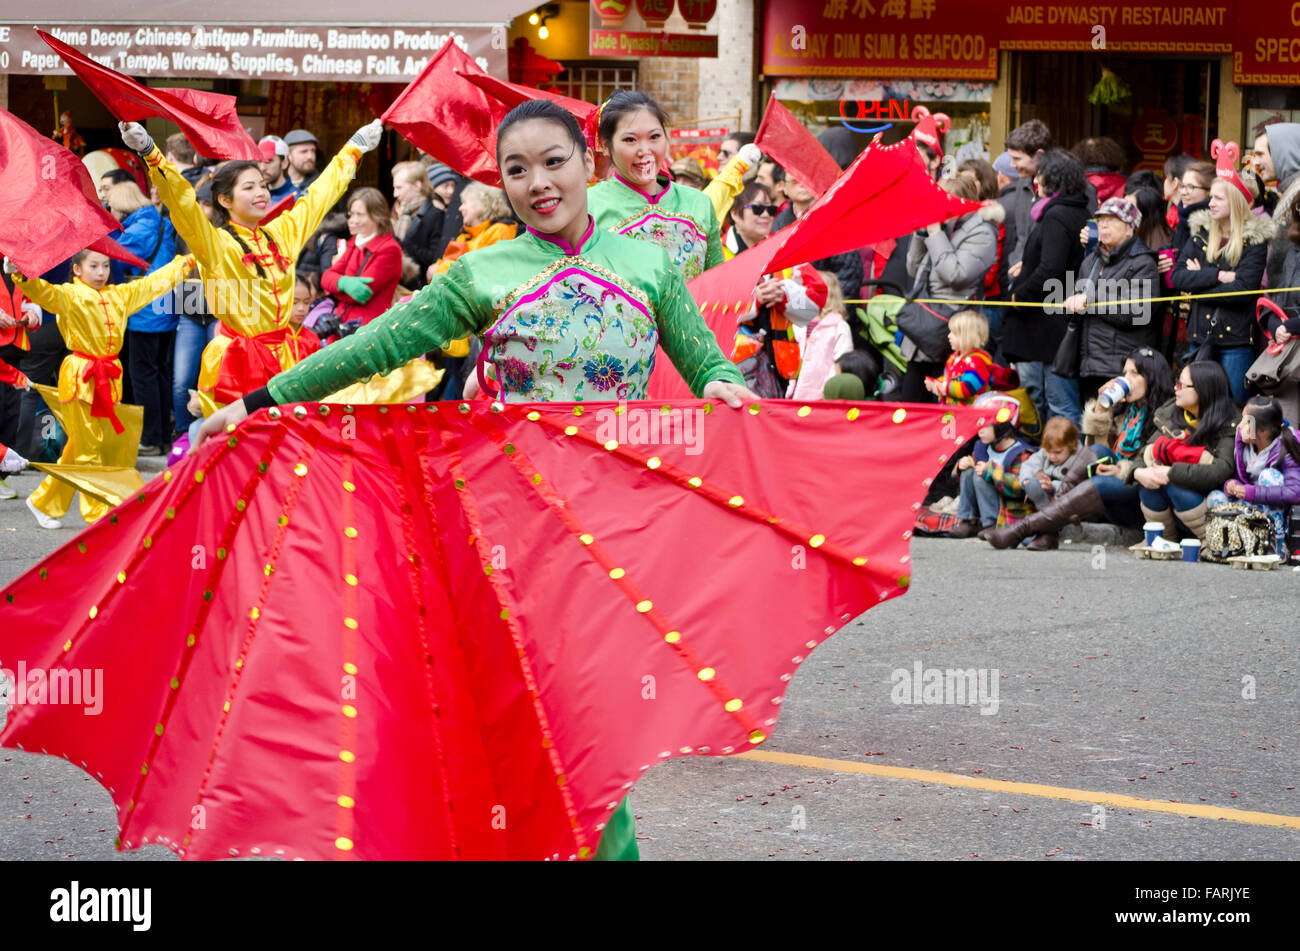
[827,349,881,400]
[949,393,1035,538]
[925,309,993,404]
[1207,395,1300,557]
[1018,416,1082,511]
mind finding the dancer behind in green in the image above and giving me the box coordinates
[588,91,725,282]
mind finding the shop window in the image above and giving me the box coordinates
[552,63,637,106]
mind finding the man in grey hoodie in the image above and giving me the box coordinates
[1253,122,1300,287]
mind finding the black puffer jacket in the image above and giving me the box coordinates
[1075,234,1160,379]
[1003,190,1091,363]
[1170,210,1274,349]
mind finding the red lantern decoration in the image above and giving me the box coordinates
[592,0,628,28]
[679,0,716,29]
[635,0,674,30]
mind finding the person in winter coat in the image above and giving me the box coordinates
[1207,395,1300,557]
[1262,201,1300,427]
[899,173,1002,402]
[787,271,854,400]
[1133,360,1240,541]
[322,188,403,328]
[988,346,1175,550]
[948,392,1035,538]
[1170,153,1275,406]
[106,180,178,454]
[390,161,444,289]
[1004,148,1091,426]
[1061,197,1160,395]
[772,175,862,301]
[1251,121,1300,288]
[1169,161,1214,258]
[1016,415,1083,513]
[1072,137,1128,205]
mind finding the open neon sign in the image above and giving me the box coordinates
[838,98,911,134]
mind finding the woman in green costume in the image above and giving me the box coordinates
[197,99,757,860]
[588,91,725,283]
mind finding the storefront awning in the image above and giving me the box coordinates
[2,4,541,80]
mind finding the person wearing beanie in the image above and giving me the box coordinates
[822,372,865,400]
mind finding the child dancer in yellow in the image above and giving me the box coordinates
[4,249,192,527]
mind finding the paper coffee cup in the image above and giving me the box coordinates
[1144,521,1164,546]
[1180,539,1201,563]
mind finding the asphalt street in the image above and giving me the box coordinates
[1,465,1297,861]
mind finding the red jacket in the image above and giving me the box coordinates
[321,232,402,326]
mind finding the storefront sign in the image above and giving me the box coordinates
[0,24,507,82]
[762,0,997,80]
[590,28,717,57]
[1233,0,1300,83]
[1000,1,1230,52]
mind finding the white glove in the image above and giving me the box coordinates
[349,119,385,154]
[2,257,16,276]
[119,121,154,154]
[737,143,763,169]
[21,301,42,328]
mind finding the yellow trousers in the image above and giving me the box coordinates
[29,398,114,524]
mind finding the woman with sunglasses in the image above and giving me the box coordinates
[989,346,1173,550]
[588,91,724,282]
[724,181,778,259]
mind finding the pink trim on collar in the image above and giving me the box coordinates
[612,171,669,205]
[526,216,596,256]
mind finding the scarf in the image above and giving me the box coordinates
[1029,191,1056,222]
[1245,438,1278,480]
[1114,403,1147,459]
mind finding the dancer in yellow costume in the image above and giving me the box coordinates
[5,248,192,527]
[119,119,386,417]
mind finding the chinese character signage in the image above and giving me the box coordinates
[763,0,997,79]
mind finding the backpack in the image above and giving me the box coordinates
[1202,502,1276,562]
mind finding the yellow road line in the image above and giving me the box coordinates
[736,749,1300,830]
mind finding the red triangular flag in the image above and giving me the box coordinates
[767,136,981,273]
[382,38,502,186]
[460,71,596,125]
[0,109,149,277]
[38,31,260,161]
[755,98,842,197]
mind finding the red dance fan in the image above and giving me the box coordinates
[0,399,984,860]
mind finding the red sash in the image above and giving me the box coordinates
[213,323,289,404]
[73,351,125,434]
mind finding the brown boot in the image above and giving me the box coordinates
[1026,531,1060,550]
[947,519,980,538]
[1175,501,1209,539]
[987,482,1107,550]
[1057,446,1100,495]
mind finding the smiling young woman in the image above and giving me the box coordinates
[194,101,757,860]
[119,118,386,417]
[587,91,724,282]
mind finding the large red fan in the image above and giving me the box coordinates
[0,398,982,860]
